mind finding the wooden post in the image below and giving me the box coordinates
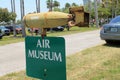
[41,28,47,38]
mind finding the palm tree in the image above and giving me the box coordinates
[46,0,60,11]
[20,0,26,37]
[46,0,53,11]
[11,0,16,37]
[94,0,99,27]
[36,0,40,13]
[71,3,77,7]
[54,0,60,8]
[65,3,71,8]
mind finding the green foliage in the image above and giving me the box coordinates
[46,0,60,10]
[9,12,17,21]
[71,3,78,7]
[65,3,71,8]
[62,2,78,13]
[89,0,120,20]
[0,8,17,23]
[46,1,79,13]
[16,20,22,24]
[53,7,61,12]
[98,7,111,18]
[54,0,60,8]
[46,0,51,9]
[61,8,69,13]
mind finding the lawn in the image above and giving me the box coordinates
[67,44,120,80]
[0,26,98,46]
[0,44,120,80]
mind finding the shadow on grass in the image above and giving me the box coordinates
[103,42,120,48]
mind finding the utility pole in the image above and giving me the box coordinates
[94,0,99,28]
[20,0,26,37]
[11,0,16,37]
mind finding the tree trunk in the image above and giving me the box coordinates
[94,0,99,28]
[20,0,26,37]
[11,0,16,37]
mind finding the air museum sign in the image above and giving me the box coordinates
[25,36,66,80]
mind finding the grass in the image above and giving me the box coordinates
[0,35,24,46]
[0,26,98,46]
[67,44,120,80]
[47,27,97,36]
[0,44,120,80]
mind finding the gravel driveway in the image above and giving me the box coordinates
[0,30,104,76]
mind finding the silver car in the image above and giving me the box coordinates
[0,26,10,36]
[100,16,120,44]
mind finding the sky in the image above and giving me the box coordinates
[0,0,83,20]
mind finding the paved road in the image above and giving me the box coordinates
[0,30,104,76]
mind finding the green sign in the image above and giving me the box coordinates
[25,36,66,80]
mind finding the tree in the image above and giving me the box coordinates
[0,8,16,23]
[46,0,53,11]
[71,3,78,7]
[61,3,71,13]
[20,0,26,37]
[11,0,16,37]
[101,0,120,18]
[53,7,61,11]
[16,20,21,24]
[65,3,71,8]
[1,8,10,22]
[0,8,2,22]
[53,0,60,11]
[36,0,40,13]
[9,12,17,21]
[94,0,99,27]
[54,0,60,8]
[46,0,60,11]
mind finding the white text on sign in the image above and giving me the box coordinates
[28,50,62,62]
[36,39,50,48]
[27,39,63,62]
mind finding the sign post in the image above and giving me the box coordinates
[25,36,66,80]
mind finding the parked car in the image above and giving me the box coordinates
[0,26,10,36]
[5,25,13,33]
[16,25,22,34]
[52,26,64,31]
[100,16,120,44]
[47,26,64,31]
[5,25,22,34]
[0,29,3,39]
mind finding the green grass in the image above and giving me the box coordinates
[0,35,24,46]
[47,27,97,36]
[0,27,98,46]
[67,44,120,80]
[0,44,120,80]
